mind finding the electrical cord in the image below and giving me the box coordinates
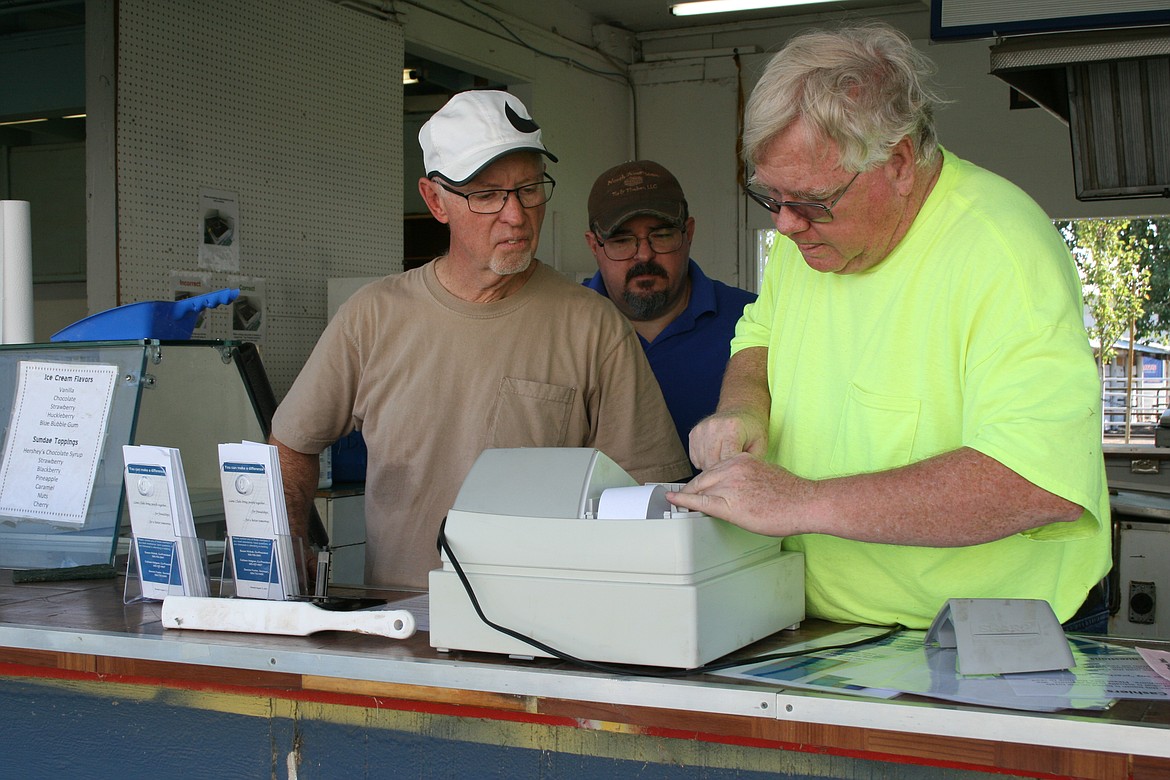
[455,0,630,83]
[436,517,901,679]
[398,0,629,84]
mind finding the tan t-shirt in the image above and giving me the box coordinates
[272,260,689,588]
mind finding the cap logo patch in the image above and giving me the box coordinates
[505,103,540,134]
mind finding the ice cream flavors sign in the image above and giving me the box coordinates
[0,361,118,525]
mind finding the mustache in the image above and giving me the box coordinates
[625,261,669,283]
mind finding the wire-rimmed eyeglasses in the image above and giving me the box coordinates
[594,228,685,261]
[438,175,556,214]
[743,171,860,223]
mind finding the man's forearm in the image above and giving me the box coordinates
[269,436,319,543]
[715,347,771,420]
[805,447,1084,546]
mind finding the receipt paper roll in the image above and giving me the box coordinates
[596,484,671,520]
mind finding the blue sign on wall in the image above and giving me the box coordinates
[1143,356,1164,379]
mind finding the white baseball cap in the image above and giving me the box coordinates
[419,90,557,186]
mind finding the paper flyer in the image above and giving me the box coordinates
[1137,646,1170,682]
[198,189,240,272]
[123,444,209,599]
[227,276,266,343]
[218,441,298,599]
[170,271,213,339]
[0,361,118,525]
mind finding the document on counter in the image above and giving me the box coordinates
[218,441,299,600]
[716,630,1170,711]
[122,445,209,599]
[0,361,118,525]
[796,631,1168,711]
[1137,646,1170,682]
[716,626,903,699]
[1007,637,1170,703]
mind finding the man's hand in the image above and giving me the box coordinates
[667,452,812,537]
[687,411,769,471]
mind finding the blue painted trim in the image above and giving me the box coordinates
[930,4,1170,42]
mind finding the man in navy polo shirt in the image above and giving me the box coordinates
[583,160,757,463]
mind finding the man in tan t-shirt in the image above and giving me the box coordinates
[271,90,689,589]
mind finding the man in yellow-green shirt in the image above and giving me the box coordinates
[668,24,1110,630]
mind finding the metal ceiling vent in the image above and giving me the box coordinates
[991,27,1170,201]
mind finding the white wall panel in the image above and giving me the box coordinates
[116,0,403,395]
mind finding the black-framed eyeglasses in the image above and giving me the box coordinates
[744,171,861,223]
[438,175,556,214]
[594,228,684,261]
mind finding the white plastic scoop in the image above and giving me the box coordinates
[161,595,416,639]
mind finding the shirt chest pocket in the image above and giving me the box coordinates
[487,377,577,449]
[827,383,921,476]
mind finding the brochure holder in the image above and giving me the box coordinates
[123,534,210,604]
[219,534,308,600]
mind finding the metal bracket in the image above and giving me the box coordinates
[1130,459,1161,475]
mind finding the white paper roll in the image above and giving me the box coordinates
[0,200,34,344]
[597,484,672,520]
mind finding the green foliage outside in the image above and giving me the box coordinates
[1057,218,1170,366]
[1130,218,1170,344]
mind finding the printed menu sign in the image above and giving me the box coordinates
[0,361,119,525]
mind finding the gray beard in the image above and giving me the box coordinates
[489,254,533,277]
[622,289,670,320]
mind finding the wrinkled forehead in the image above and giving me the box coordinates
[754,119,841,171]
[751,126,846,188]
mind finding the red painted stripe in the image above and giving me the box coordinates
[0,662,578,728]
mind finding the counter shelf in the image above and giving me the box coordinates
[1,570,1168,779]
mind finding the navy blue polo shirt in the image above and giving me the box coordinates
[584,260,757,462]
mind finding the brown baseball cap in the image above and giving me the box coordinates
[588,160,688,240]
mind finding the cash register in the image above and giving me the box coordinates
[429,448,805,668]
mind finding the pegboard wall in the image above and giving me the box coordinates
[116,0,404,396]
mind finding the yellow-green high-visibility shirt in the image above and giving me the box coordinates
[733,149,1110,628]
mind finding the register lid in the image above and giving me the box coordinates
[451,448,636,519]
